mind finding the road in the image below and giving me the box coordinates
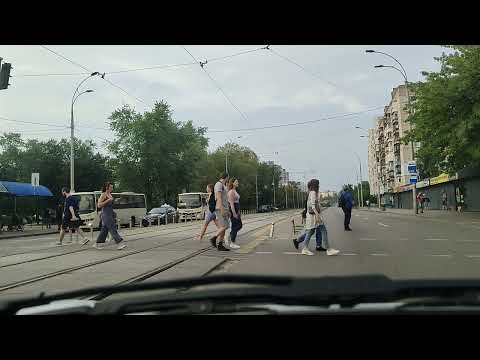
[226,207,480,280]
[0,208,479,303]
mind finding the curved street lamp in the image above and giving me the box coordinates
[366,49,418,214]
[70,72,103,192]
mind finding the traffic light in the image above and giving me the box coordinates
[0,62,12,90]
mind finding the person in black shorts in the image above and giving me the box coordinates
[56,187,89,246]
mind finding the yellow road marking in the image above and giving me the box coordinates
[238,216,292,254]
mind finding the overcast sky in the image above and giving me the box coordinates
[0,45,447,191]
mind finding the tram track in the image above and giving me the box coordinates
[0,212,291,294]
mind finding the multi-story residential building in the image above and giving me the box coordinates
[368,84,414,197]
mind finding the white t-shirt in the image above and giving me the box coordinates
[214,181,229,210]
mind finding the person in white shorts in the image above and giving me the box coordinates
[195,184,219,240]
[209,172,231,251]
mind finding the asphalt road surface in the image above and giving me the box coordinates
[1,208,479,303]
[225,207,480,280]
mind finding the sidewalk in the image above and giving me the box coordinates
[0,224,59,240]
[358,207,480,220]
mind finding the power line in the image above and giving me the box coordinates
[0,116,69,129]
[39,45,150,107]
[207,106,384,133]
[206,46,267,63]
[182,46,250,124]
[40,45,92,72]
[12,72,90,78]
[15,46,267,77]
[267,47,338,88]
[102,77,149,106]
[104,61,198,75]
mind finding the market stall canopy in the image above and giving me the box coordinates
[0,181,53,197]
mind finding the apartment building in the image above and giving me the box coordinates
[368,84,414,195]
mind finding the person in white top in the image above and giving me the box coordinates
[297,179,339,256]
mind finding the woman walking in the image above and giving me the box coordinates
[226,178,242,249]
[195,184,219,240]
[94,182,126,250]
[296,179,339,256]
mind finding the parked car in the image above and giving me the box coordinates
[142,206,176,226]
[258,205,274,213]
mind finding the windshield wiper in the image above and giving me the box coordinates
[5,275,480,315]
[0,275,294,314]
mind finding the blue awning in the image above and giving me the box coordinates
[0,181,54,197]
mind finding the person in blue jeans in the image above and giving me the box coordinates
[294,224,329,252]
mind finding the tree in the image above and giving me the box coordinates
[403,46,480,176]
[107,101,208,208]
[0,133,110,217]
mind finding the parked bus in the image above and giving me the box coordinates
[177,192,208,221]
[73,191,146,229]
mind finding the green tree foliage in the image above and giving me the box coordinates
[0,133,111,216]
[404,46,480,177]
[107,101,208,208]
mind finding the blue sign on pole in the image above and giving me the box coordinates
[410,175,418,184]
[407,161,417,174]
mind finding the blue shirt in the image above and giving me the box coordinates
[340,191,353,209]
[64,195,79,218]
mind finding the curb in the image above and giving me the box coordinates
[0,230,59,240]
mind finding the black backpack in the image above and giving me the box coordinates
[338,193,345,208]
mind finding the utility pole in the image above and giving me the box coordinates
[285,184,288,209]
[255,173,259,211]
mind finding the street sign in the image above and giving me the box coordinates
[407,161,417,174]
[31,173,40,187]
[409,175,418,185]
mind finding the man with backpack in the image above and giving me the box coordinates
[338,186,353,231]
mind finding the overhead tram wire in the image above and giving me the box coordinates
[0,116,70,129]
[182,45,251,125]
[266,47,338,88]
[39,45,150,107]
[15,46,268,77]
[206,106,384,133]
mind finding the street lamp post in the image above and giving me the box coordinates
[354,152,364,208]
[70,72,102,192]
[367,49,417,214]
[225,135,242,174]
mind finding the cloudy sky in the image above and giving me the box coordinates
[0,45,447,191]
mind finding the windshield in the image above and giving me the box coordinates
[148,208,166,214]
[1,44,478,314]
[178,194,202,209]
[75,194,96,215]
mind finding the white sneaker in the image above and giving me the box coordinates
[93,243,104,249]
[327,249,340,256]
[301,248,314,256]
[229,243,240,249]
[117,243,126,250]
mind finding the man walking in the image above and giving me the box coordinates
[338,186,353,231]
[209,173,231,251]
[57,187,89,246]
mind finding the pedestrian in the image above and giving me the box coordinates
[55,201,63,231]
[417,192,424,213]
[56,187,89,246]
[424,196,430,211]
[338,185,353,231]
[195,184,219,241]
[442,189,448,211]
[43,207,51,229]
[94,182,126,250]
[209,172,231,251]
[226,177,242,249]
[295,179,339,256]
[366,199,370,209]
